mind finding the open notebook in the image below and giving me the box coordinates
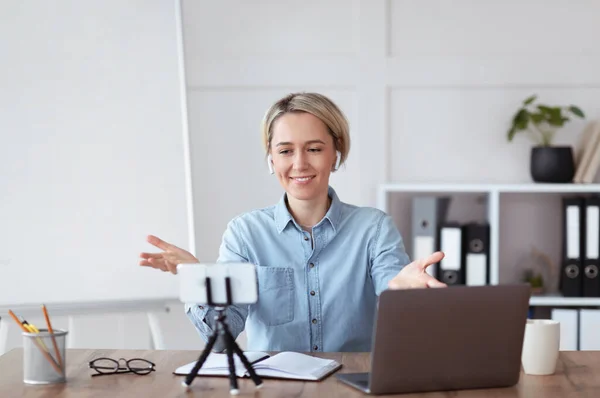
[173,351,342,381]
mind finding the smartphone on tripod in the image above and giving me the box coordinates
[176,262,263,393]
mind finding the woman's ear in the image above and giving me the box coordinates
[267,154,274,174]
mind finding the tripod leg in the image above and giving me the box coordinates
[224,335,239,395]
[224,329,263,388]
[182,329,219,388]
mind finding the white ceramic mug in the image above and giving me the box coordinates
[521,319,560,375]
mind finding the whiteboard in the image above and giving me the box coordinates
[0,0,193,306]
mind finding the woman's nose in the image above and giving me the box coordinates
[293,152,308,169]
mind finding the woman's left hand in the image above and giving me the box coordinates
[387,251,447,289]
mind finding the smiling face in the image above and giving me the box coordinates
[269,112,337,202]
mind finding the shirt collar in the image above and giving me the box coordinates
[274,186,342,234]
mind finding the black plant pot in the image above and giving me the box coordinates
[530,146,575,183]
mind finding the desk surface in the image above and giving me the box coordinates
[1,348,600,397]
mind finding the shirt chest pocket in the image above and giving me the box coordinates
[251,266,294,326]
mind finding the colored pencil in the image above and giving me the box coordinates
[19,316,51,353]
[42,304,63,369]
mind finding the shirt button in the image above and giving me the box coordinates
[313,345,318,350]
[199,306,204,310]
[309,263,314,268]
[304,235,309,241]
[312,318,317,324]
[310,291,316,296]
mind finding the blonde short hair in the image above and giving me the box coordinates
[261,92,350,167]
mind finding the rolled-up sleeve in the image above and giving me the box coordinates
[369,213,411,296]
[185,218,250,352]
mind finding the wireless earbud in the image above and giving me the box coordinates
[267,154,274,174]
[334,151,341,171]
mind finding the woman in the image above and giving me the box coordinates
[139,92,446,353]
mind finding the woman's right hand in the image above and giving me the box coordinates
[139,235,198,274]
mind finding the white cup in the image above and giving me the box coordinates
[521,319,560,375]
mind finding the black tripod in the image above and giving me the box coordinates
[182,276,263,395]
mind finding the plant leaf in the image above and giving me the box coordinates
[547,111,565,126]
[523,95,536,105]
[516,109,530,129]
[531,113,544,124]
[507,126,517,141]
[512,108,523,123]
[569,105,585,118]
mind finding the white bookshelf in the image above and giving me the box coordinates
[377,183,600,307]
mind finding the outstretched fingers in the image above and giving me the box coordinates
[149,257,167,271]
[164,259,178,275]
[140,252,163,260]
[420,251,444,271]
[426,277,447,288]
[146,235,174,251]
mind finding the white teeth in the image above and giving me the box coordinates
[294,177,311,182]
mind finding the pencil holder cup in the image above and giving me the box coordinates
[22,328,68,384]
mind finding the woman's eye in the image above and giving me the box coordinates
[279,150,291,155]
[308,148,322,152]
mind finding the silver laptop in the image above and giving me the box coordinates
[336,284,531,395]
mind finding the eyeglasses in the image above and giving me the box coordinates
[89,357,156,377]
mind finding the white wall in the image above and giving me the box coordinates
[183,0,600,263]
[2,0,600,352]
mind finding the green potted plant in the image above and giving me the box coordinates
[523,268,544,295]
[507,95,585,183]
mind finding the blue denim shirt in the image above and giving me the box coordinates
[185,186,410,352]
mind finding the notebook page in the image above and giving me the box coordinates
[252,352,341,380]
[174,351,269,376]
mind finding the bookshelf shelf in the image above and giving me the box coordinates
[529,295,600,307]
[379,183,600,196]
[377,182,600,307]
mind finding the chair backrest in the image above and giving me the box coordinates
[67,313,151,349]
[1,303,244,353]
[146,305,211,350]
[0,318,9,355]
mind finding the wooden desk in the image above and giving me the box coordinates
[1,348,600,397]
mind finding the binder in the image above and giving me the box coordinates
[438,223,463,286]
[411,196,450,278]
[462,223,490,286]
[579,309,600,350]
[560,197,584,297]
[583,197,600,297]
[573,120,600,183]
[551,308,579,350]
